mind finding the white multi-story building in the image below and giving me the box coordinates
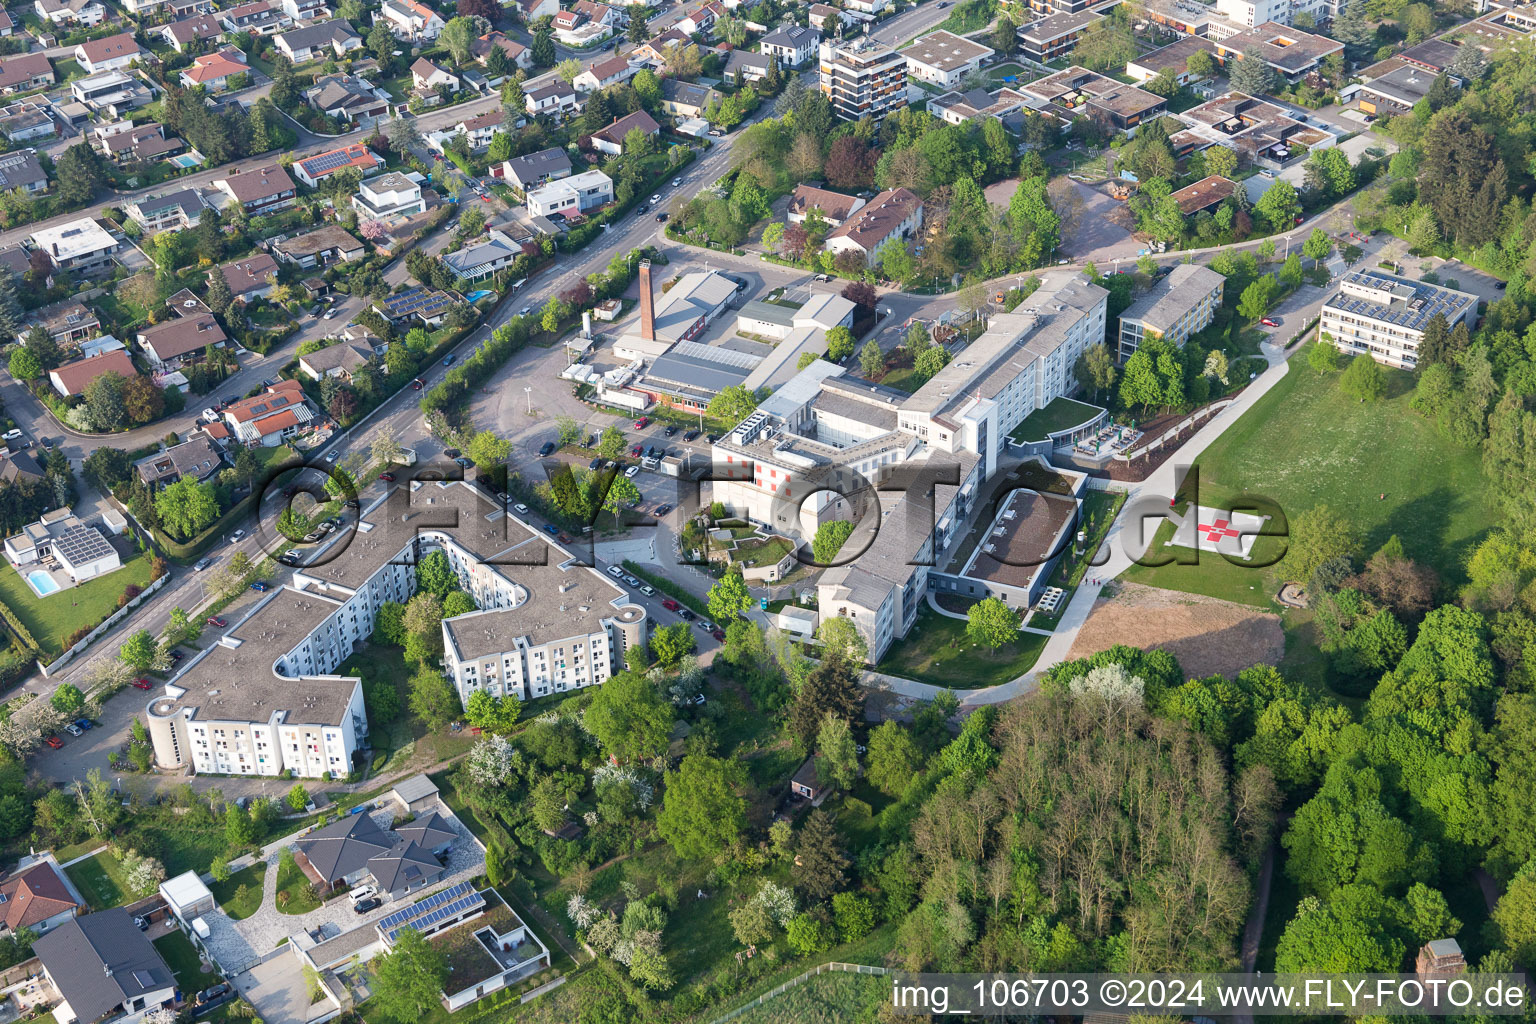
[901,29,994,88]
[1116,263,1225,360]
[1320,270,1479,369]
[525,168,612,217]
[147,480,646,776]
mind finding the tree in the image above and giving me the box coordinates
[530,28,556,68]
[812,520,854,564]
[440,16,477,64]
[859,338,885,378]
[816,616,867,665]
[1228,46,1277,97]
[385,116,423,156]
[1282,504,1361,584]
[794,810,848,899]
[150,477,217,541]
[371,425,404,469]
[966,597,1018,648]
[867,721,922,796]
[1204,145,1238,181]
[1254,179,1300,231]
[913,346,951,386]
[1186,48,1218,79]
[788,655,863,748]
[83,371,127,432]
[816,713,858,789]
[1237,275,1277,320]
[707,567,753,622]
[706,384,757,424]
[54,143,104,206]
[50,683,84,716]
[1302,227,1332,264]
[586,672,673,762]
[7,347,40,381]
[1308,338,1341,373]
[287,783,310,812]
[120,629,159,672]
[463,690,521,733]
[656,754,747,860]
[824,325,855,363]
[465,430,512,470]
[601,475,642,515]
[650,621,696,666]
[597,426,627,459]
[1340,354,1385,402]
[373,929,448,1020]
[408,665,460,732]
[825,136,876,190]
[415,550,457,598]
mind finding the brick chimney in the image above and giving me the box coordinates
[638,259,655,341]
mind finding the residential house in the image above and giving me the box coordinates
[525,80,580,118]
[790,757,824,800]
[843,0,889,15]
[272,224,365,268]
[34,0,105,27]
[33,911,176,1024]
[353,171,424,219]
[1018,65,1166,134]
[0,857,80,937]
[808,3,849,30]
[442,230,522,282]
[375,286,453,325]
[293,812,448,899]
[452,109,506,151]
[305,73,390,123]
[213,252,278,303]
[1125,35,1220,86]
[70,71,155,115]
[677,0,723,35]
[377,0,444,41]
[513,0,558,21]
[631,28,688,64]
[1211,22,1343,84]
[17,301,99,349]
[659,78,718,118]
[474,31,531,69]
[179,47,249,91]
[274,20,362,63]
[48,349,137,398]
[1172,91,1341,165]
[589,109,659,156]
[74,33,144,75]
[499,145,571,190]
[928,85,1030,125]
[280,0,329,21]
[222,379,316,446]
[0,55,55,96]
[0,10,13,32]
[525,168,612,218]
[160,13,224,51]
[1168,173,1238,216]
[573,54,636,92]
[214,164,297,214]
[723,49,774,85]
[0,149,47,194]
[99,123,186,163]
[411,57,460,96]
[823,186,922,266]
[291,142,383,187]
[137,314,226,369]
[0,102,56,143]
[0,246,29,282]
[134,433,225,486]
[787,184,865,226]
[760,24,820,66]
[218,0,289,35]
[27,218,118,271]
[126,188,208,233]
[1345,61,1453,117]
[298,339,375,381]
[902,30,994,88]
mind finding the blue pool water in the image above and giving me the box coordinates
[169,154,201,168]
[26,570,59,596]
[466,290,494,302]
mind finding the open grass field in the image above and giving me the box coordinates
[1125,355,1497,604]
[0,550,156,657]
[65,850,131,910]
[729,970,891,1024]
[877,605,1047,687]
[210,862,267,920]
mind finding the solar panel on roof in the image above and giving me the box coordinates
[384,891,485,941]
[301,147,367,175]
[376,881,475,931]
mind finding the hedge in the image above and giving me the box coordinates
[622,561,708,617]
[0,601,40,654]
[154,490,261,563]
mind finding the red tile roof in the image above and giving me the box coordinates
[50,349,137,396]
[0,862,79,932]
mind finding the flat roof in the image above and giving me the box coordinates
[1118,262,1224,331]
[444,561,644,660]
[1129,34,1218,74]
[903,29,993,72]
[1323,269,1478,333]
[963,488,1077,590]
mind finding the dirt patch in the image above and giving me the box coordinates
[1066,581,1284,679]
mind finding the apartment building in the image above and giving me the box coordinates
[902,29,994,88]
[819,37,907,122]
[1320,270,1479,369]
[1017,9,1101,62]
[1116,263,1225,360]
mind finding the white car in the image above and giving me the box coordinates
[64,723,83,736]
[606,565,623,578]
[514,503,530,514]
[651,194,660,203]
[625,465,639,478]
[672,178,681,187]
[230,529,246,543]
[349,885,378,904]
[1,429,22,441]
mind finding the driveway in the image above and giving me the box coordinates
[236,955,317,1024]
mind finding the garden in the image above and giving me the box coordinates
[875,604,1048,688]
[0,547,159,659]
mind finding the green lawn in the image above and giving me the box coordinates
[1124,354,1497,602]
[275,857,321,915]
[65,851,132,910]
[876,605,1048,688]
[155,930,220,993]
[1010,396,1104,443]
[209,862,267,920]
[336,645,416,774]
[0,550,156,657]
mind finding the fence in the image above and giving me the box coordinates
[1116,399,1236,464]
[37,570,170,678]
[708,962,888,1024]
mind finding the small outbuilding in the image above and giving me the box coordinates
[159,871,215,925]
[391,773,439,814]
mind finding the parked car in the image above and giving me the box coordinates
[196,984,233,1007]
[539,441,557,456]
[230,529,246,542]
[653,504,672,517]
[352,897,382,914]
[1261,317,1281,327]
[412,378,425,390]
[207,616,227,627]
[543,524,560,536]
[379,472,396,481]
[655,212,668,222]
[1,429,21,441]
[132,678,152,689]
[514,503,530,514]
[455,456,474,468]
[443,448,461,459]
[634,416,650,429]
[169,649,183,662]
[349,885,378,903]
[684,429,701,441]
[606,565,623,578]
[443,354,455,365]
[43,735,61,750]
[280,550,301,565]
[664,425,677,437]
[625,465,640,478]
[662,598,680,611]
[640,584,655,596]
[250,581,269,592]
[679,608,696,621]
[75,718,92,731]
[193,557,212,571]
[64,723,82,737]
[589,457,603,470]
[711,628,726,642]
[672,178,682,187]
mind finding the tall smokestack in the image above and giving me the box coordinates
[638,259,655,342]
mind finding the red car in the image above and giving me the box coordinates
[207,616,227,627]
[379,472,396,482]
[630,444,643,457]
[634,416,649,429]
[1261,318,1280,327]
[43,734,62,750]
[662,598,680,612]
[412,379,425,390]
[132,678,152,690]
[711,628,726,642]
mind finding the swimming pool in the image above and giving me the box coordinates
[466,290,493,302]
[168,154,201,169]
[26,570,59,597]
